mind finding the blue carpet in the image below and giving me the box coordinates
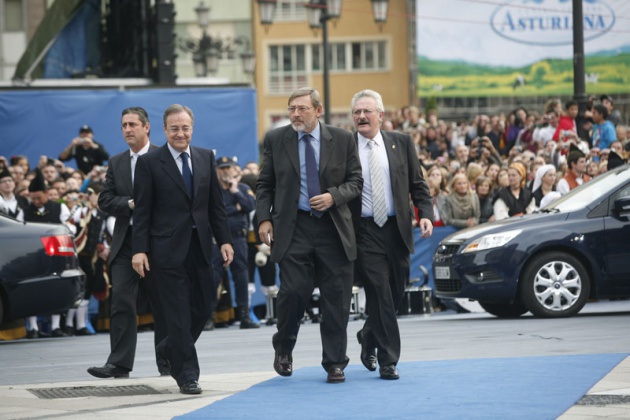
[178,353,627,420]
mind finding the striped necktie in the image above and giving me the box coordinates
[368,139,387,227]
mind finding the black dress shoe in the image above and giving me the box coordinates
[51,328,68,337]
[158,361,171,376]
[379,365,400,380]
[356,330,377,371]
[87,363,130,379]
[273,353,293,377]
[75,327,94,336]
[179,380,202,395]
[26,329,39,339]
[326,367,345,383]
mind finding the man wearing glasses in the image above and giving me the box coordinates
[256,87,362,383]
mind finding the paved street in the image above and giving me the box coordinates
[0,300,629,418]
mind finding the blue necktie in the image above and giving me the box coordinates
[181,152,193,199]
[303,134,322,217]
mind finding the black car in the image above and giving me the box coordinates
[0,214,84,325]
[433,165,630,318]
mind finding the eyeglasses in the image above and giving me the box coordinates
[352,109,375,117]
[287,106,312,114]
[168,126,192,134]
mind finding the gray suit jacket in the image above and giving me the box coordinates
[256,123,363,262]
[350,130,434,254]
[99,143,158,264]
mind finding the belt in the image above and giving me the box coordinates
[297,209,329,218]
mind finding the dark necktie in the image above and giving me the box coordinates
[303,134,322,217]
[181,152,193,199]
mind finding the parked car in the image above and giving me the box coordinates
[0,214,84,326]
[433,164,630,318]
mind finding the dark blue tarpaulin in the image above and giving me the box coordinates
[0,87,259,169]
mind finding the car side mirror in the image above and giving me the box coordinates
[613,196,630,218]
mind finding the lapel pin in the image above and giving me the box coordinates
[392,145,396,149]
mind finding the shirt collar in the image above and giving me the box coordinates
[130,141,151,157]
[167,142,191,160]
[357,130,384,149]
[298,123,321,143]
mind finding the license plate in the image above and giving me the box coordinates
[435,266,450,279]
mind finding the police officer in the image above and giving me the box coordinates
[213,156,259,329]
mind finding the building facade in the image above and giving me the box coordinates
[252,0,415,139]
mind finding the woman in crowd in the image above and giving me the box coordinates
[442,173,480,229]
[493,162,536,220]
[531,164,557,208]
[475,176,496,224]
[427,164,450,195]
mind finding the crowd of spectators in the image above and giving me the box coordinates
[0,94,628,336]
[383,94,628,229]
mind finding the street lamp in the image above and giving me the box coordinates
[181,1,256,78]
[256,0,389,124]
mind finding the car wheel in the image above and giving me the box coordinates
[478,301,528,318]
[520,252,590,318]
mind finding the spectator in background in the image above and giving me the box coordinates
[442,173,480,229]
[23,169,74,338]
[484,162,501,191]
[553,99,579,149]
[600,95,621,127]
[59,125,110,175]
[496,167,510,190]
[533,110,558,148]
[41,161,60,187]
[556,144,590,195]
[590,104,617,158]
[475,176,495,224]
[531,164,557,208]
[503,108,527,154]
[465,162,483,190]
[213,156,259,329]
[10,155,30,175]
[0,167,27,221]
[493,162,535,220]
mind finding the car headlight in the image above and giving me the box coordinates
[461,229,522,253]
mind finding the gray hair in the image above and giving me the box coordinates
[163,104,194,128]
[351,89,385,113]
[288,87,322,109]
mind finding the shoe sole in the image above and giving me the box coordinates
[326,377,345,383]
[180,389,202,394]
[87,368,129,379]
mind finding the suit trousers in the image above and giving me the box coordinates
[107,226,167,371]
[274,212,353,372]
[356,216,410,367]
[153,229,214,386]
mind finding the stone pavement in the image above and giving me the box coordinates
[0,301,629,419]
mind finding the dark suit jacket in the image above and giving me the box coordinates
[350,130,434,254]
[256,123,363,262]
[99,144,158,264]
[132,144,232,269]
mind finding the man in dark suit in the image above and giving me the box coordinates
[350,89,433,380]
[131,104,233,395]
[88,107,168,379]
[256,87,362,384]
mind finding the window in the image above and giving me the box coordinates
[311,43,346,72]
[275,0,307,22]
[268,40,388,94]
[352,41,387,71]
[269,44,308,94]
[4,0,24,32]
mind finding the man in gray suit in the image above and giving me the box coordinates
[256,87,362,384]
[350,89,433,380]
[89,107,168,379]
